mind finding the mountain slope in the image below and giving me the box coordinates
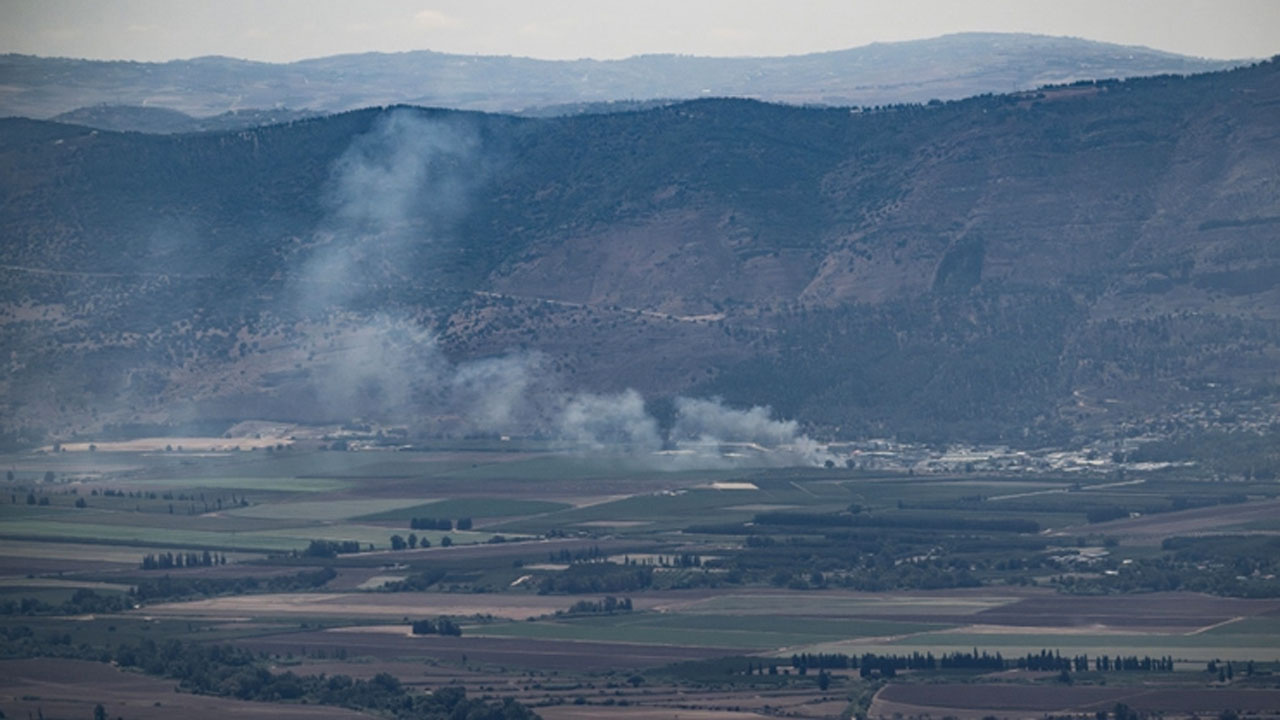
[0,33,1243,121]
[1,61,1277,447]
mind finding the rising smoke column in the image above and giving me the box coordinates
[290,109,834,466]
[670,396,835,466]
[292,109,481,420]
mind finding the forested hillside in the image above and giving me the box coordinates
[1,60,1277,447]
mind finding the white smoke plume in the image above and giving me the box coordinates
[447,351,549,435]
[295,109,480,311]
[292,108,833,467]
[555,389,663,454]
[291,109,479,419]
[670,396,836,467]
[326,111,478,236]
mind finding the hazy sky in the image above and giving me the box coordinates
[2,0,1278,63]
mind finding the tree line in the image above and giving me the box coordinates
[140,550,227,569]
[410,516,472,531]
[411,618,463,636]
[538,564,653,594]
[559,596,633,615]
[302,539,363,557]
[0,588,130,616]
[780,649,1177,675]
[131,567,336,602]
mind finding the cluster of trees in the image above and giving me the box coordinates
[131,567,336,602]
[1130,430,1280,480]
[1206,659,1254,681]
[140,550,227,569]
[1057,535,1280,597]
[389,533,430,550]
[724,531,991,592]
[410,618,462,636]
[302,540,363,558]
[410,517,470,531]
[1089,655,1175,672]
[560,596,633,615]
[93,488,157,498]
[0,588,130,616]
[538,563,653,594]
[95,639,537,719]
[547,545,606,564]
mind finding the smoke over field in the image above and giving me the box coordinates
[286,109,831,467]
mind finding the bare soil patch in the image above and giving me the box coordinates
[873,682,1280,716]
[145,590,702,620]
[541,709,771,720]
[577,520,652,527]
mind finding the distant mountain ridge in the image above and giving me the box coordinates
[0,33,1244,122]
[48,105,323,134]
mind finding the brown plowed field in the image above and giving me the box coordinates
[540,709,771,720]
[236,629,739,670]
[282,657,846,719]
[874,683,1280,716]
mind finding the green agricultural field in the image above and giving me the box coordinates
[0,538,259,564]
[131,450,451,480]
[890,630,1280,650]
[1199,616,1280,636]
[583,612,949,637]
[229,498,432,521]
[263,524,499,547]
[355,498,571,522]
[121,475,351,492]
[0,577,136,592]
[494,486,847,534]
[433,455,651,482]
[466,616,844,649]
[0,518,310,551]
[1240,516,1280,531]
[679,592,1018,617]
[464,608,954,650]
[0,503,66,520]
